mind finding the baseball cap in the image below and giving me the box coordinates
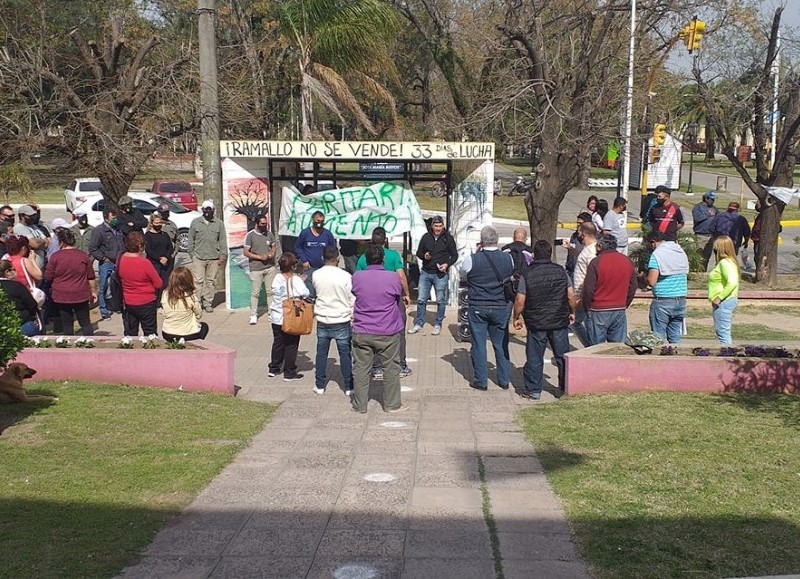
[74,207,88,217]
[705,191,716,199]
[51,218,71,230]
[201,199,214,209]
[156,202,170,212]
[17,204,36,216]
[118,195,133,206]
[431,215,444,224]
[728,202,740,211]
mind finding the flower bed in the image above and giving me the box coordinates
[565,341,800,396]
[15,336,236,395]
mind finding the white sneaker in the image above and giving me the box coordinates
[249,314,258,325]
[432,325,441,336]
[408,325,422,334]
[313,387,325,395]
[344,389,354,396]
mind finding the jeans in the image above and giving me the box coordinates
[55,301,94,336]
[415,270,448,328]
[315,321,354,391]
[524,327,570,394]
[269,323,301,378]
[21,320,39,337]
[712,297,738,344]
[352,332,401,412]
[696,234,714,271]
[249,266,276,315]
[586,310,627,345]
[649,297,686,344]
[571,309,591,347]
[98,261,116,316]
[468,304,512,388]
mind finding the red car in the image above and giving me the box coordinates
[149,180,198,210]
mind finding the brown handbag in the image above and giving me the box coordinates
[281,275,314,335]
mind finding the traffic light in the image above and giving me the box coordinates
[690,20,706,53]
[653,123,667,147]
[681,23,694,50]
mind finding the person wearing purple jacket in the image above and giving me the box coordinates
[350,244,407,414]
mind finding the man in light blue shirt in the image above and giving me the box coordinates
[644,230,689,343]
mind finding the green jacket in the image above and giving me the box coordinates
[707,258,739,302]
[188,217,226,260]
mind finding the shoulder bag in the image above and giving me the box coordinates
[281,275,314,335]
[484,251,517,302]
[21,260,46,308]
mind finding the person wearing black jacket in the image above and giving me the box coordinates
[409,215,458,335]
[116,195,148,236]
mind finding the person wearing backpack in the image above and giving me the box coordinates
[501,227,533,285]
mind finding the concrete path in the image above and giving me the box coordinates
[115,308,591,579]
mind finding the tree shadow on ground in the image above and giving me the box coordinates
[712,391,800,429]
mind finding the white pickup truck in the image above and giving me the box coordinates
[64,178,102,212]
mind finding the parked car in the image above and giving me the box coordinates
[148,179,198,210]
[71,192,201,253]
[64,178,102,212]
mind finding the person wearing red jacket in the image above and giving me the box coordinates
[117,231,163,336]
[580,233,637,345]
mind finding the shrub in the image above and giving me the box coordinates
[629,231,704,273]
[0,291,30,368]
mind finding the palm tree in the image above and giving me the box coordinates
[276,0,399,139]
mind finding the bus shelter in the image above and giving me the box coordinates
[219,140,495,310]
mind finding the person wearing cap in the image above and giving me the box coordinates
[188,199,227,312]
[116,195,147,236]
[156,202,179,258]
[71,208,95,256]
[409,215,458,335]
[710,202,751,256]
[0,205,15,227]
[47,218,72,260]
[88,210,125,319]
[692,191,718,270]
[13,204,47,269]
[648,186,684,242]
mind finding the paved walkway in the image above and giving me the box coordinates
[115,307,591,579]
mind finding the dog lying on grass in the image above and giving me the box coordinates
[0,363,56,404]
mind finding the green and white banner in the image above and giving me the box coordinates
[279,181,428,240]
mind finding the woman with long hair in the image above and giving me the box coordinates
[5,234,41,289]
[708,235,740,344]
[268,252,310,381]
[43,229,97,336]
[117,230,162,336]
[161,266,208,342]
[0,259,40,336]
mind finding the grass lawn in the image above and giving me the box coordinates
[520,392,800,579]
[0,381,274,577]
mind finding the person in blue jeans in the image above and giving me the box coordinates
[311,246,354,395]
[580,233,637,345]
[409,216,458,335]
[460,226,514,391]
[513,240,575,400]
[643,230,689,343]
[87,210,124,319]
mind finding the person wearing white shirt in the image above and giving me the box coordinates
[311,246,355,395]
[572,222,598,347]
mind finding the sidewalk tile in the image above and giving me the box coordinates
[401,558,495,579]
[210,556,313,578]
[223,527,324,557]
[405,529,492,559]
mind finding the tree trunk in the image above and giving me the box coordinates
[525,151,575,253]
[754,201,783,286]
[705,122,716,161]
[576,155,590,189]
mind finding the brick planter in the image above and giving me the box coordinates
[565,341,800,396]
[16,339,236,395]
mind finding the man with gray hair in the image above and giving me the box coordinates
[580,233,637,345]
[460,225,514,391]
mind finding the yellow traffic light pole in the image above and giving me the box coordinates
[640,18,705,205]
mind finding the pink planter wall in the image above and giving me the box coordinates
[565,342,800,396]
[16,339,236,395]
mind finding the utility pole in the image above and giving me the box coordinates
[620,0,636,201]
[198,0,221,209]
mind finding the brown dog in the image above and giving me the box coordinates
[0,363,56,404]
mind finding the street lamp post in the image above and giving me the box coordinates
[686,123,697,194]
